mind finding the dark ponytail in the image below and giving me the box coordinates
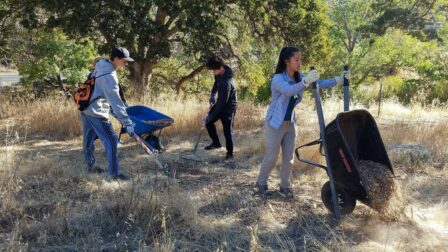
[274,47,301,82]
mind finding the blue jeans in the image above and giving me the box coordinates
[81,112,120,176]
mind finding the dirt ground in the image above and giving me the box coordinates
[1,121,447,251]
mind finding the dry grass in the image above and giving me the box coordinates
[1,96,448,250]
[0,96,264,141]
[137,97,264,137]
[0,97,81,140]
[0,67,16,73]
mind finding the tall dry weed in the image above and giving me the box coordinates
[1,96,265,140]
[138,98,264,136]
[2,96,448,166]
[1,95,448,250]
[1,97,81,139]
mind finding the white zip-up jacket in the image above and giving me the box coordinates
[265,72,337,129]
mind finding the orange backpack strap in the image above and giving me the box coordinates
[74,72,110,111]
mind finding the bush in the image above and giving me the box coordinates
[386,77,421,104]
[432,81,448,103]
[17,29,97,89]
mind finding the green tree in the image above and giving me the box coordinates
[366,0,437,36]
[352,30,448,104]
[238,0,331,65]
[438,23,448,45]
[0,0,23,61]
[26,0,233,94]
[18,29,97,95]
[324,0,440,87]
[216,0,331,102]
[22,0,330,96]
[324,0,379,86]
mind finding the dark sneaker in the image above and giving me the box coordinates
[91,167,105,174]
[278,187,294,199]
[255,182,268,195]
[112,174,129,181]
[225,152,233,160]
[88,166,105,174]
[204,143,222,150]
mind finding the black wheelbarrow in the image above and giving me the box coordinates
[295,66,394,220]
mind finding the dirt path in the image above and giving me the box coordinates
[1,129,447,250]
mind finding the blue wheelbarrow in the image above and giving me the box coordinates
[119,105,174,171]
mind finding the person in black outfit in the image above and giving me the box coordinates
[204,56,237,160]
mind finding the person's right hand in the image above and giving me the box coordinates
[303,70,320,87]
[125,123,135,137]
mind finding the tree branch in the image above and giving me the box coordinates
[165,14,179,29]
[216,31,242,66]
[174,65,205,94]
[153,72,175,85]
[155,6,167,24]
[354,70,372,86]
[166,27,178,38]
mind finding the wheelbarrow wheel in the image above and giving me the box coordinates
[321,181,356,215]
[144,134,165,153]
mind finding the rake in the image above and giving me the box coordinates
[179,126,205,162]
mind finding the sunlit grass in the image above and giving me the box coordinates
[1,95,448,250]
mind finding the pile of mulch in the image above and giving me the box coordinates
[142,118,174,127]
[357,160,397,212]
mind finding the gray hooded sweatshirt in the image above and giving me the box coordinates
[82,59,132,126]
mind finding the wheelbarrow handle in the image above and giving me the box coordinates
[295,139,327,170]
[297,138,322,148]
[117,128,159,155]
[295,147,327,170]
[343,65,350,112]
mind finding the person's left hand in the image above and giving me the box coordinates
[335,70,350,86]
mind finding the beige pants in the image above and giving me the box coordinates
[257,121,297,188]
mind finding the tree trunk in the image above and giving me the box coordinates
[130,60,156,96]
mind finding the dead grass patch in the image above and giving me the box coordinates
[1,97,448,250]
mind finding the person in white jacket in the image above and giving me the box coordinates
[81,47,135,180]
[255,46,349,198]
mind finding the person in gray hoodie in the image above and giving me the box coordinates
[80,47,135,180]
[255,47,349,198]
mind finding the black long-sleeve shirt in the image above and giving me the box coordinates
[206,65,237,123]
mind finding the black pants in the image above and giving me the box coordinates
[206,113,234,154]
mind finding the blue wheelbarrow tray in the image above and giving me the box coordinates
[123,105,173,173]
[126,105,174,135]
